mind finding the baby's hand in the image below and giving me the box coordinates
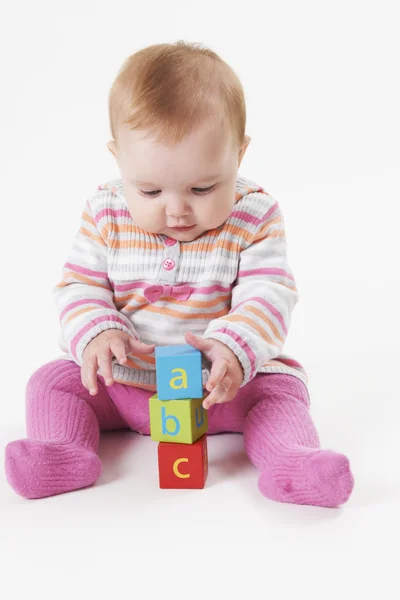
[185,331,244,409]
[81,330,155,395]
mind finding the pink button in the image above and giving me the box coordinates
[164,237,177,247]
[163,258,175,271]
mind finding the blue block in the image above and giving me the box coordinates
[155,344,203,400]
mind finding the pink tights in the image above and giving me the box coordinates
[5,359,354,506]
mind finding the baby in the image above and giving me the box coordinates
[5,41,354,506]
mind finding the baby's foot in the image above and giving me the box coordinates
[5,439,102,499]
[258,448,354,508]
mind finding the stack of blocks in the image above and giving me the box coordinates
[149,345,209,489]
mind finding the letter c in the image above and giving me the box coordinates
[173,458,190,479]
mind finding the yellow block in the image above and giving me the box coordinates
[149,394,208,444]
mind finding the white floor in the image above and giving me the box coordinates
[1,404,399,600]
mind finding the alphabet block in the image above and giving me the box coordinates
[149,393,208,444]
[158,434,208,489]
[155,344,203,400]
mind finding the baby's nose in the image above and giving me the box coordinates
[165,197,190,217]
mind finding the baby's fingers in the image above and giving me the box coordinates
[203,376,232,409]
[97,348,114,386]
[206,358,228,393]
[82,357,100,395]
[128,337,155,355]
[109,338,128,365]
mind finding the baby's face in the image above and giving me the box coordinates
[108,121,249,242]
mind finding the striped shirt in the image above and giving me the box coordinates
[53,173,308,391]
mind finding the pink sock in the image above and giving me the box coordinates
[243,374,354,507]
[5,360,124,499]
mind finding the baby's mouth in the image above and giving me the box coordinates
[168,224,196,231]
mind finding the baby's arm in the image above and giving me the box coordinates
[203,196,299,386]
[52,194,140,366]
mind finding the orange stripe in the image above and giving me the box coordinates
[115,294,148,305]
[269,230,285,238]
[57,271,110,290]
[142,304,230,320]
[283,281,297,292]
[124,357,148,370]
[251,231,285,247]
[107,238,165,250]
[105,223,164,247]
[80,226,107,247]
[128,353,156,366]
[182,218,283,252]
[254,229,285,244]
[110,229,260,253]
[112,223,158,236]
[65,305,98,323]
[219,223,253,243]
[260,214,282,231]
[182,239,244,254]
[82,211,96,228]
[246,305,284,343]
[123,303,148,313]
[165,294,230,309]
[221,314,277,344]
[259,217,282,234]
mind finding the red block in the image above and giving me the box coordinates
[158,434,208,489]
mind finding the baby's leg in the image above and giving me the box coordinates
[104,381,152,435]
[5,359,126,499]
[242,374,354,507]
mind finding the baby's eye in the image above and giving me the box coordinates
[192,185,216,194]
[140,190,161,197]
[140,185,216,197]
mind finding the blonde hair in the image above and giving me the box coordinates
[108,41,246,148]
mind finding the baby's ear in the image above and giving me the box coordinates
[107,139,118,159]
[238,134,251,166]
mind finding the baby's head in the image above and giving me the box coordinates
[107,41,251,242]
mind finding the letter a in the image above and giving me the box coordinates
[170,368,188,390]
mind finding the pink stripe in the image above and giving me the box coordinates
[231,296,288,335]
[113,281,232,295]
[257,204,278,225]
[185,284,232,295]
[65,262,109,280]
[60,298,114,321]
[214,327,257,378]
[113,281,146,292]
[71,315,129,360]
[230,211,261,226]
[238,268,295,281]
[230,203,278,227]
[94,208,131,223]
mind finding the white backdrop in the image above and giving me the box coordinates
[0,1,399,598]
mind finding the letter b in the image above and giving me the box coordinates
[161,407,180,436]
